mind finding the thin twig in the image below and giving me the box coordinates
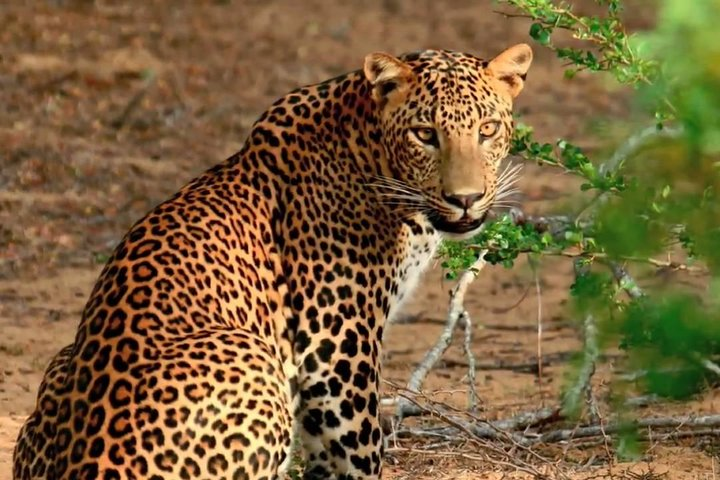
[530,254,545,402]
[470,241,707,274]
[591,126,683,222]
[459,311,479,411]
[394,422,720,446]
[111,73,157,129]
[581,314,600,421]
[700,358,720,376]
[595,395,614,471]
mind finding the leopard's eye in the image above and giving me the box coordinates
[411,127,439,148]
[479,121,500,139]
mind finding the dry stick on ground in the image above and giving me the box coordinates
[388,394,720,476]
[395,251,488,420]
[392,402,720,476]
[393,391,720,446]
[395,420,720,449]
[393,391,565,479]
[536,414,720,443]
[389,385,561,441]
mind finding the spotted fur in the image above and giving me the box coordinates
[13,44,532,480]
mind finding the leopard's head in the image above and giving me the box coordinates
[364,44,532,239]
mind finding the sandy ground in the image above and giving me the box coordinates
[0,0,717,478]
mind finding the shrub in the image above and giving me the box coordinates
[440,0,720,433]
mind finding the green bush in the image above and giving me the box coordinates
[441,0,720,427]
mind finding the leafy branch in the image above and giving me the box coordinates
[429,0,720,449]
[495,0,659,85]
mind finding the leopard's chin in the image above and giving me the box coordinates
[428,211,488,240]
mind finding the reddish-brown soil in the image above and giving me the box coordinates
[0,1,717,478]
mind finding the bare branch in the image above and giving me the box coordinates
[603,125,683,175]
[393,395,720,446]
[700,358,720,376]
[396,252,487,420]
[609,262,645,300]
[559,260,600,422]
[527,255,545,401]
[459,312,479,411]
[560,313,600,418]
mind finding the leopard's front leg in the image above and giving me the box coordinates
[293,306,385,480]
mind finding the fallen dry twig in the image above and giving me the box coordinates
[390,384,720,448]
[389,385,561,444]
[392,390,564,478]
[536,414,720,444]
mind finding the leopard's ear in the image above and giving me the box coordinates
[486,43,533,98]
[363,52,414,106]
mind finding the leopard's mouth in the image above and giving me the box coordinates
[428,211,488,238]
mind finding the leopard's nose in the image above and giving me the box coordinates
[442,191,485,210]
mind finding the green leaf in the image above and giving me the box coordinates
[529,23,552,46]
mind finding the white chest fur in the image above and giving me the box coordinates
[386,224,441,323]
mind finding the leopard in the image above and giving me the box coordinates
[13,42,533,480]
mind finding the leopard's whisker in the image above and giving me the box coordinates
[497,162,523,181]
[495,189,522,199]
